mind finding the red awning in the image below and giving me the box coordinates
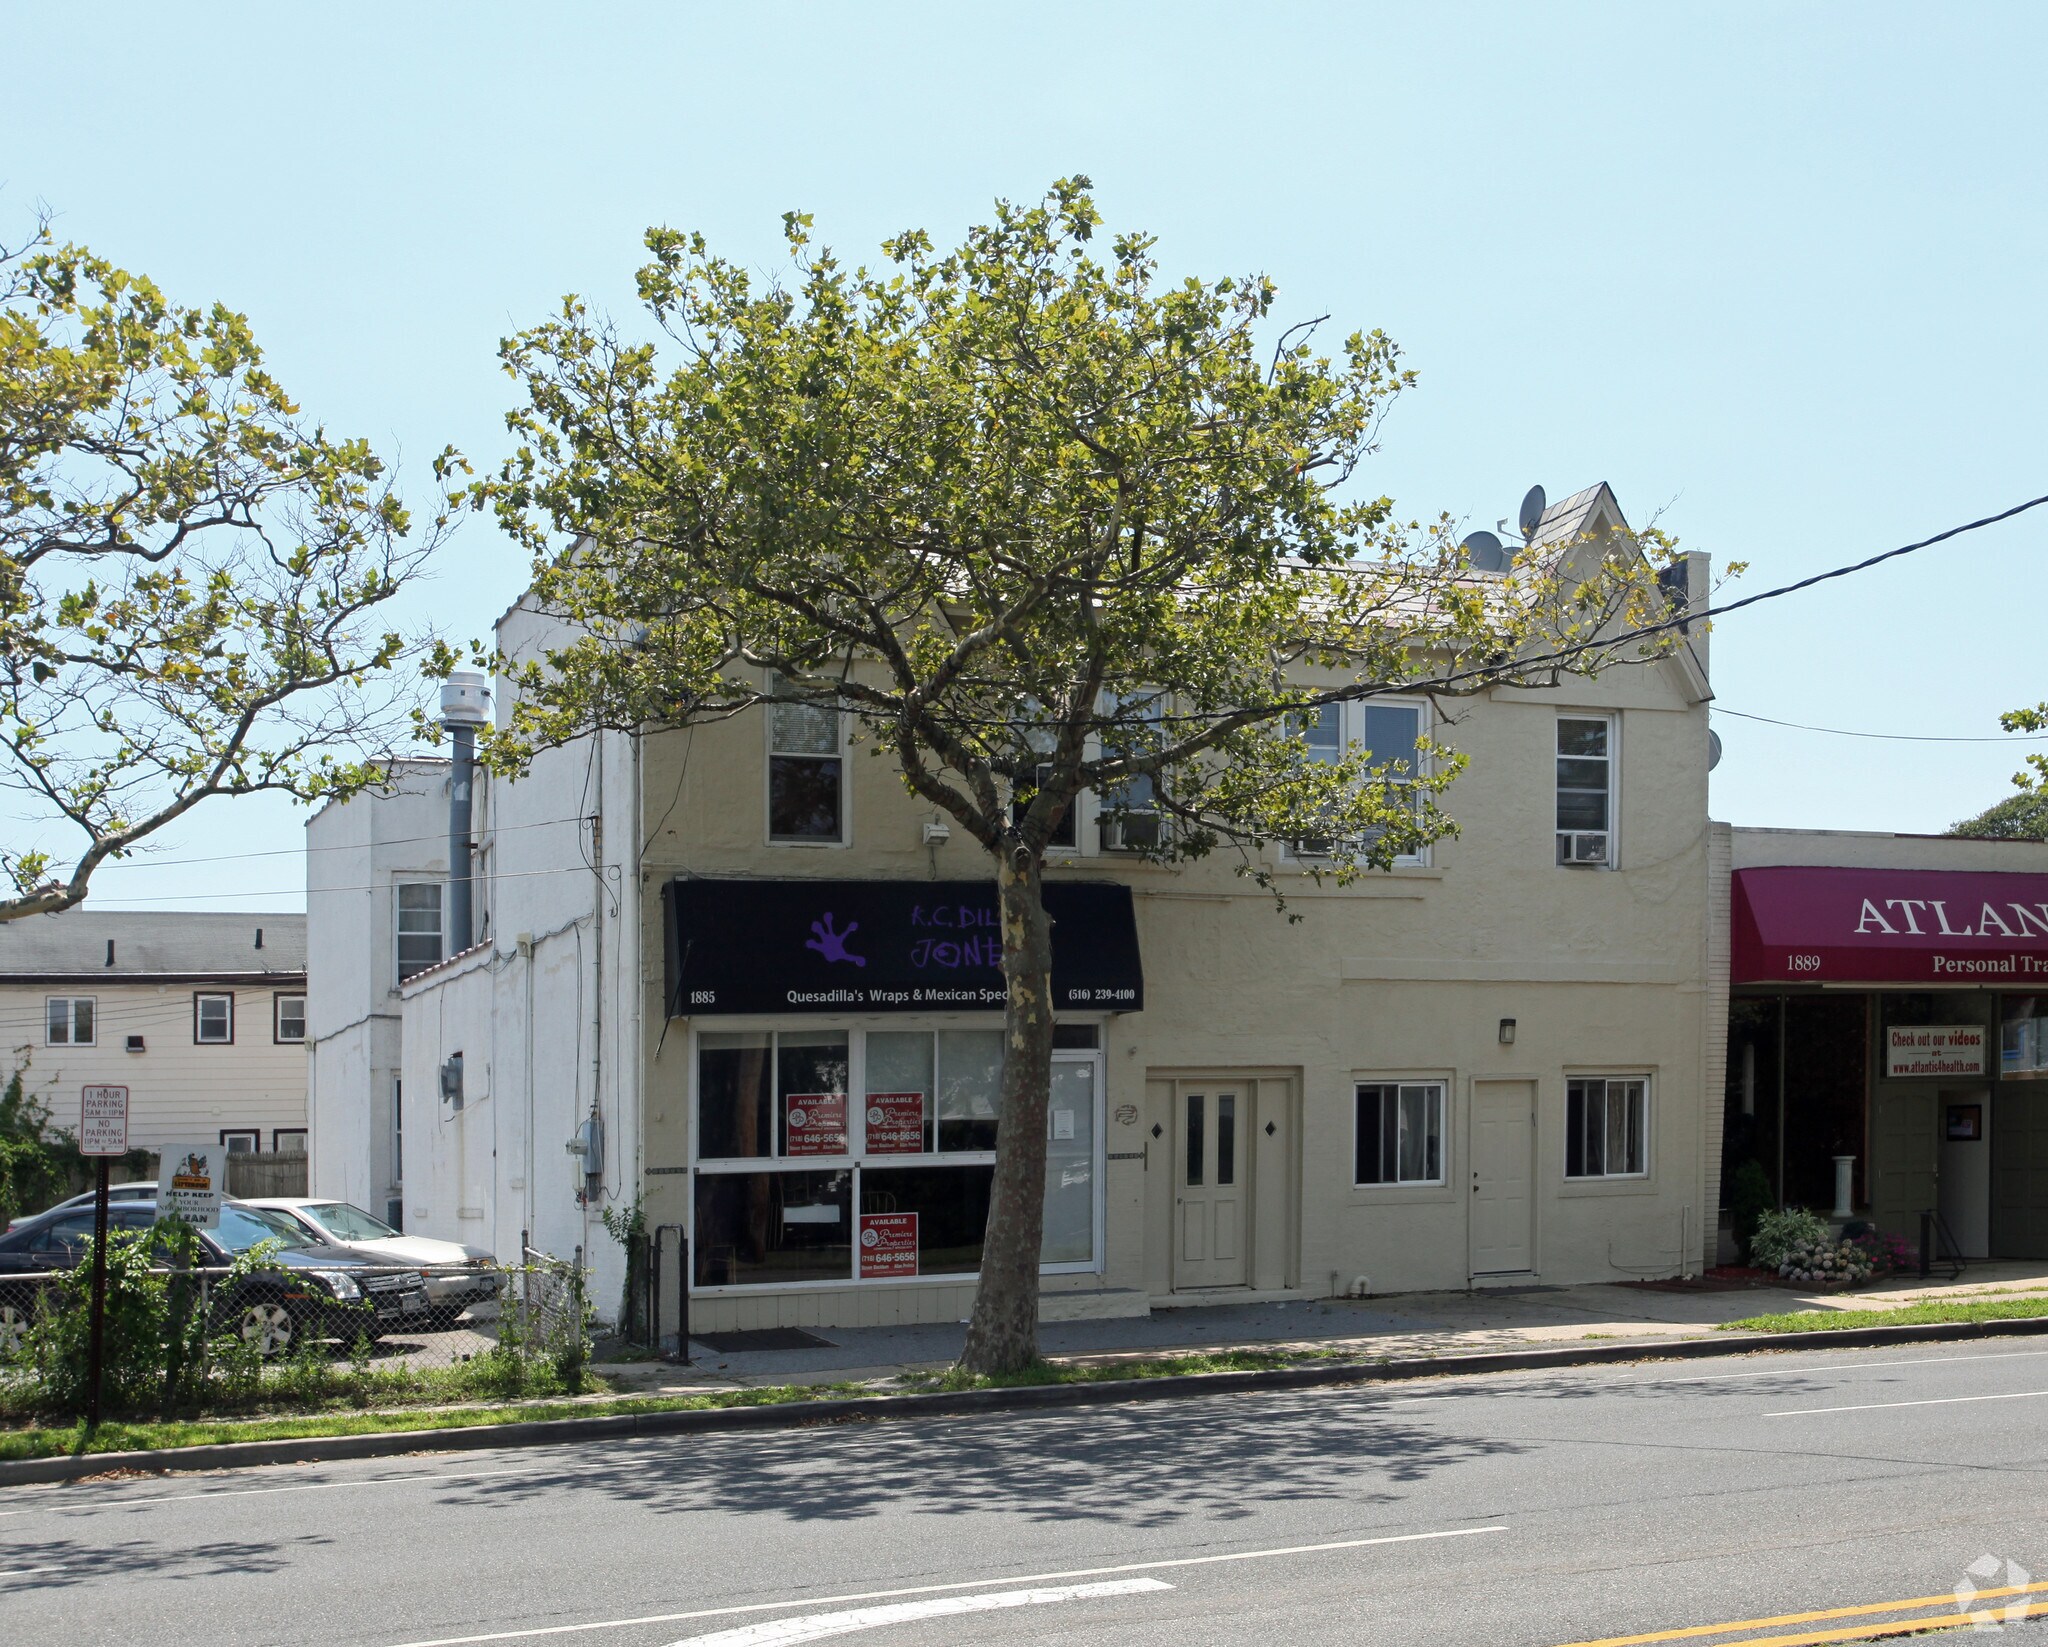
[1732,865,2048,985]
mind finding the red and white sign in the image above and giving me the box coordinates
[1733,866,2048,984]
[863,1092,924,1154]
[858,1211,919,1278]
[783,1092,848,1156]
[79,1086,129,1157]
[1886,1025,1989,1079]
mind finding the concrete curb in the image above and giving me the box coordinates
[6,1312,2047,1488]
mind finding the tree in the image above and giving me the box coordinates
[0,216,456,920]
[472,180,1683,1373]
[1950,790,2048,840]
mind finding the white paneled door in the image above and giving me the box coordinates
[1469,1080,1535,1276]
[1174,1085,1249,1289]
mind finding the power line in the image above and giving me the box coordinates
[85,858,609,905]
[83,809,589,874]
[1712,706,2048,744]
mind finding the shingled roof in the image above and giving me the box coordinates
[0,909,306,981]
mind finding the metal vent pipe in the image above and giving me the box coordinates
[440,672,491,955]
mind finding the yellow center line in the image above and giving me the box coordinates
[1548,1582,2048,1647]
[1708,1597,2040,1647]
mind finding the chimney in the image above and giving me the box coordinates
[106,938,115,967]
[255,926,264,950]
[439,671,492,955]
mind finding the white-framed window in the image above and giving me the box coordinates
[273,1128,307,1153]
[396,881,444,982]
[1354,1081,1445,1185]
[1556,714,1615,867]
[219,1128,259,1153]
[691,1025,1102,1287]
[194,991,234,1045]
[1098,689,1165,852]
[1566,1076,1649,1178]
[273,993,307,1043]
[44,995,95,1047]
[1285,698,1429,864]
[766,676,847,844]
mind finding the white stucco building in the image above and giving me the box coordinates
[304,482,1737,1332]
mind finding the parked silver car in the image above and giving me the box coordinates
[240,1199,499,1319]
[5,1181,158,1232]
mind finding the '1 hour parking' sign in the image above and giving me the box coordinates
[80,1086,129,1156]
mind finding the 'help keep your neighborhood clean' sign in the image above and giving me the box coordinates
[162,1142,225,1228]
[79,1087,129,1156]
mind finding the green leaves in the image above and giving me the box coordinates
[0,214,453,919]
[475,181,1676,876]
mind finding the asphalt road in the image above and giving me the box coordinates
[6,1340,2048,1647]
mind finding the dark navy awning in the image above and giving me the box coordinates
[663,878,1143,1016]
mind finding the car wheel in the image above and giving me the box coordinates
[234,1299,298,1357]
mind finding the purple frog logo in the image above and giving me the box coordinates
[805,913,866,968]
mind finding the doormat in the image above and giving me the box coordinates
[692,1328,835,1353]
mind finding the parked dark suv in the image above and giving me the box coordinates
[0,1201,430,1358]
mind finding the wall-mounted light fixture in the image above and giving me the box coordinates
[1498,1018,1517,1046]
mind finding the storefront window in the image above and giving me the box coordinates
[778,1031,850,1156]
[692,1026,1103,1286]
[694,1170,852,1286]
[864,1031,934,1152]
[860,1165,993,1276]
[2002,996,2048,1078]
[937,1029,1004,1151]
[699,1032,773,1159]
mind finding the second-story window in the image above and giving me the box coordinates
[396,882,444,982]
[194,992,234,1044]
[767,681,845,844]
[45,996,95,1046]
[1286,699,1427,864]
[273,993,307,1043]
[1556,715,1614,867]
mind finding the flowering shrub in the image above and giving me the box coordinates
[1778,1235,1875,1287]
[1749,1208,1831,1270]
[1851,1228,1917,1277]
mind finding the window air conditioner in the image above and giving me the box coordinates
[1098,811,1161,852]
[1559,832,1609,866]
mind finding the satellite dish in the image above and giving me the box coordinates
[1707,728,1723,771]
[1518,485,1547,539]
[1460,530,1509,573]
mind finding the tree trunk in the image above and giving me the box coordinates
[958,849,1056,1375]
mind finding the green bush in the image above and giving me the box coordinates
[1728,1160,1775,1263]
[1750,1206,1833,1271]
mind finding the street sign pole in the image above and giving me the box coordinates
[86,1156,109,1429]
[78,1085,130,1432]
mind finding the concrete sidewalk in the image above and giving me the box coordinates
[596,1261,2048,1394]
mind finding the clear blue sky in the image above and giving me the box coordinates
[8,1,2045,910]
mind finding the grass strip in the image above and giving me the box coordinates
[1718,1295,2048,1334]
[0,1346,1351,1463]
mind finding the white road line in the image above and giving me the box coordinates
[377,1525,1509,1647]
[660,1580,1172,1647]
[0,1565,67,1578]
[1630,1347,2048,1386]
[1765,1389,2048,1417]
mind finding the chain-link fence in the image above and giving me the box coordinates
[0,1241,596,1423]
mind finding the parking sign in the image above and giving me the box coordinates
[80,1086,129,1157]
